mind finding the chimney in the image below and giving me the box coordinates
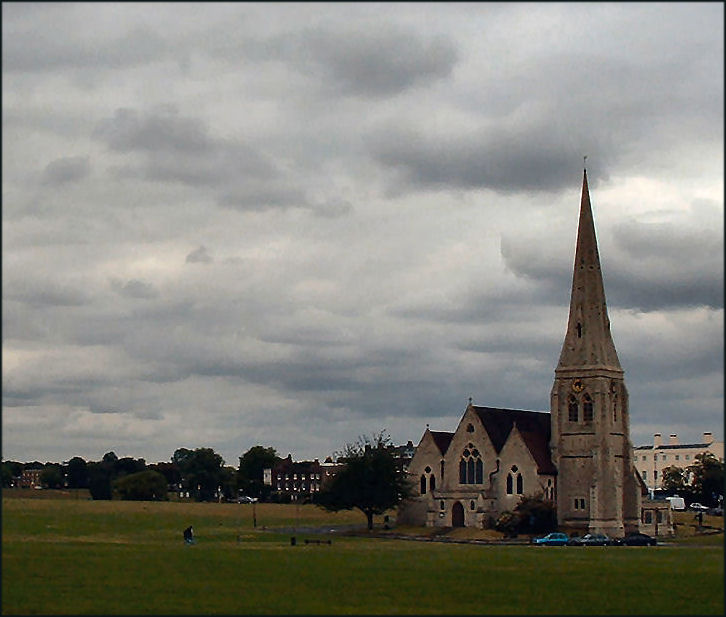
[653,433,662,447]
[703,432,713,445]
[669,434,678,445]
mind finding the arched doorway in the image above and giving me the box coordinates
[452,501,465,527]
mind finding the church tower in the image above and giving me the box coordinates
[550,167,641,537]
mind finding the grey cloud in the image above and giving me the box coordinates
[110,278,159,299]
[500,221,724,312]
[186,246,213,264]
[94,107,212,153]
[218,185,308,211]
[41,156,91,186]
[291,27,458,98]
[3,19,168,73]
[369,124,607,195]
[4,279,91,308]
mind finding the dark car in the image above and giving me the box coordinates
[567,533,613,546]
[616,532,657,546]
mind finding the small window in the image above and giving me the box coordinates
[466,423,475,433]
[569,396,579,422]
[642,470,647,480]
[424,466,431,474]
[470,500,476,511]
[675,455,680,461]
[440,500,445,510]
[662,455,667,461]
[583,394,593,422]
[654,470,658,481]
[644,511,653,524]
[685,455,690,461]
[656,510,663,523]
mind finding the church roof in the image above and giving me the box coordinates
[556,168,622,372]
[472,406,555,475]
[430,431,455,455]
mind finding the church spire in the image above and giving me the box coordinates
[556,168,621,371]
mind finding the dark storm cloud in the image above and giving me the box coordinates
[94,108,212,153]
[185,246,213,264]
[290,26,458,98]
[4,279,91,308]
[3,14,168,73]
[500,219,723,311]
[369,124,605,195]
[41,156,90,186]
[94,106,305,211]
[110,278,159,300]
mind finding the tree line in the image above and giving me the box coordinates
[2,444,279,502]
[659,452,724,507]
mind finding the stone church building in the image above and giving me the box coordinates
[399,169,652,537]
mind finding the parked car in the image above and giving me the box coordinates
[688,502,709,512]
[567,533,614,546]
[615,532,657,546]
[533,532,569,546]
[237,496,258,503]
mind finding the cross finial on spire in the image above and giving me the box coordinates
[583,155,587,171]
[468,397,473,405]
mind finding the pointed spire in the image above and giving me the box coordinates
[557,168,621,371]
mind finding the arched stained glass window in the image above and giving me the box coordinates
[420,475,427,495]
[429,474,436,492]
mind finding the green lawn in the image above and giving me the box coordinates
[2,496,723,614]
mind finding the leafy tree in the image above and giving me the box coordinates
[115,456,146,478]
[2,461,23,488]
[148,462,181,487]
[173,447,227,501]
[238,445,279,499]
[65,456,88,489]
[688,453,724,506]
[40,465,64,489]
[87,462,113,500]
[114,470,168,501]
[316,432,413,530]
[661,465,688,496]
[495,510,519,537]
[514,495,557,534]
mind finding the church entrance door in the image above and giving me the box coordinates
[452,501,465,527]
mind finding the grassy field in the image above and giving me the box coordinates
[2,495,723,615]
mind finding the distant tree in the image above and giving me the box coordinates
[661,465,688,496]
[87,457,115,500]
[115,456,146,478]
[688,453,724,506]
[40,465,64,489]
[238,446,279,499]
[148,462,181,487]
[316,432,413,530]
[65,457,89,489]
[2,461,23,488]
[173,447,227,501]
[114,470,168,501]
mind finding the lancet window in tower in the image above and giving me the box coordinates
[583,394,594,422]
[568,396,579,422]
[459,445,483,484]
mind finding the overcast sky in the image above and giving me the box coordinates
[3,2,723,467]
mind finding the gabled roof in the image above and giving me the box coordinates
[471,406,555,475]
[430,431,454,456]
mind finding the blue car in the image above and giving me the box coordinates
[533,532,569,545]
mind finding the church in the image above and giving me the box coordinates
[399,168,650,537]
